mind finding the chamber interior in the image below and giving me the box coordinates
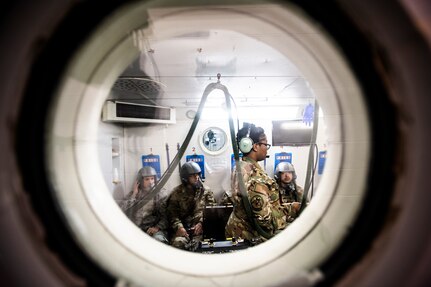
[46,2,370,285]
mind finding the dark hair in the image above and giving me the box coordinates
[236,122,265,146]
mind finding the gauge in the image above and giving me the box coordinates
[199,127,228,155]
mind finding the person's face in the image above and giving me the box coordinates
[141,176,155,189]
[188,173,200,185]
[254,134,270,161]
[280,172,293,184]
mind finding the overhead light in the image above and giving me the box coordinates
[239,97,268,103]
[200,107,228,120]
[237,106,299,121]
[184,100,200,106]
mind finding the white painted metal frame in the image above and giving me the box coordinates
[46,2,369,286]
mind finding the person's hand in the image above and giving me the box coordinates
[292,202,301,212]
[176,227,189,239]
[132,180,140,198]
[147,226,160,236]
[192,222,203,236]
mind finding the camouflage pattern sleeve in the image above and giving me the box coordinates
[166,187,184,232]
[282,184,306,222]
[119,190,136,212]
[248,183,273,233]
[189,187,215,226]
[155,191,169,231]
[119,191,146,227]
[230,160,252,203]
[282,203,298,221]
[204,188,216,206]
[248,180,286,234]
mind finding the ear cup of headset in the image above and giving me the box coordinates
[239,137,254,153]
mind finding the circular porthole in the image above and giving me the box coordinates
[44,1,370,286]
[9,0,431,287]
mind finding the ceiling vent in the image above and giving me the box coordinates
[102,101,176,124]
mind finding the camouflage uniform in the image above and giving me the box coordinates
[279,183,304,223]
[120,188,170,244]
[225,157,286,243]
[166,183,216,250]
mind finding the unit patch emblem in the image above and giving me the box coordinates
[251,195,264,211]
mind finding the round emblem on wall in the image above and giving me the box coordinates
[199,127,228,155]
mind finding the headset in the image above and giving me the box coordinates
[238,124,254,154]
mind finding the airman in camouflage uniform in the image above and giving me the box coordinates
[225,123,286,244]
[275,162,305,224]
[166,162,216,250]
[120,166,169,244]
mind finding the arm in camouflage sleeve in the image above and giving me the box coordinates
[166,190,184,232]
[282,202,300,220]
[119,190,136,212]
[190,187,215,226]
[297,185,305,203]
[248,183,276,234]
[119,179,141,212]
[282,185,305,220]
[155,193,169,231]
[204,188,216,206]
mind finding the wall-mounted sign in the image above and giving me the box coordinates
[318,151,327,175]
[274,152,293,174]
[142,154,162,179]
[186,154,206,180]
